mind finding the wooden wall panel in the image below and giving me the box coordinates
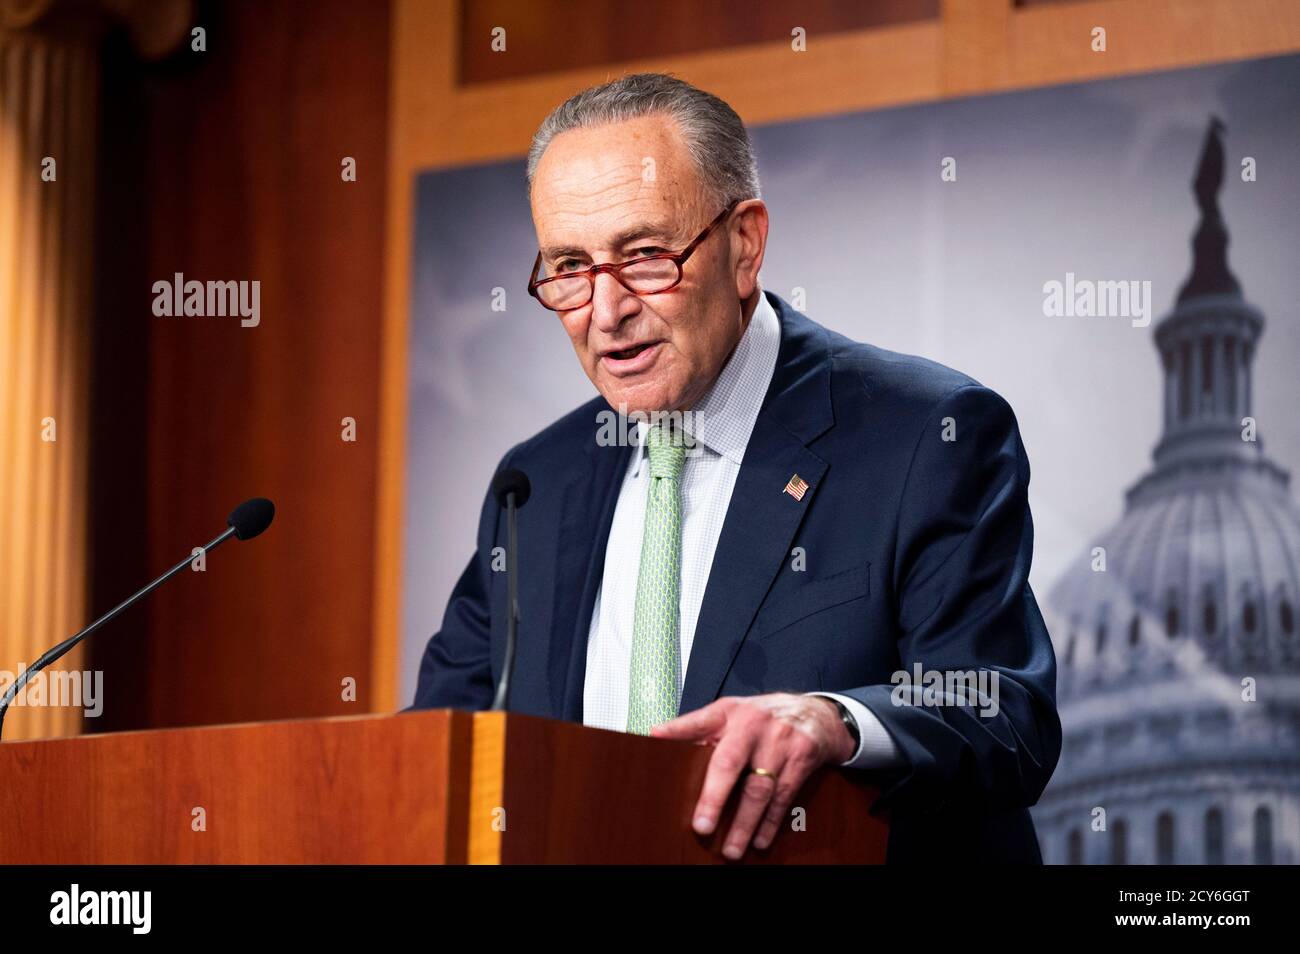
[457,0,939,84]
[88,0,389,731]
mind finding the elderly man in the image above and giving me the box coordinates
[412,73,1061,863]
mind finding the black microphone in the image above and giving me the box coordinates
[0,498,276,740]
[489,469,530,711]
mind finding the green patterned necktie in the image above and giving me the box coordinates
[626,423,688,734]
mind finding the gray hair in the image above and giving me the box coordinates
[525,72,761,210]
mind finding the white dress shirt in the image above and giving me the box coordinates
[582,291,901,769]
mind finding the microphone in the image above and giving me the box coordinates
[489,469,531,711]
[228,497,275,540]
[0,498,276,740]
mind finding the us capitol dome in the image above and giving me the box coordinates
[1031,117,1300,865]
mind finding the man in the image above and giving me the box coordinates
[412,73,1061,863]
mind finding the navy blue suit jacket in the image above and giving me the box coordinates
[412,291,1062,863]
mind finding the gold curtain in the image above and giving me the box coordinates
[0,22,97,740]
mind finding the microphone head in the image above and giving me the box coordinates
[228,498,276,540]
[491,469,531,509]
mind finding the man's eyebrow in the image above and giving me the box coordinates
[541,222,677,260]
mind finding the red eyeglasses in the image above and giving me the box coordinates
[527,201,739,312]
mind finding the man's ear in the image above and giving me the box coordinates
[731,199,769,300]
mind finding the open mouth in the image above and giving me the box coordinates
[606,343,654,360]
[600,341,662,376]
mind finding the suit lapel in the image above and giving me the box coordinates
[542,293,835,721]
[549,437,630,721]
[678,292,836,714]
[677,421,827,713]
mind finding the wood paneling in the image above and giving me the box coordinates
[0,710,471,863]
[481,711,889,864]
[457,0,939,84]
[0,709,884,863]
[89,0,389,731]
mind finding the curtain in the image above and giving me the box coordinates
[0,23,96,740]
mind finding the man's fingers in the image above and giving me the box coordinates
[650,701,728,740]
[690,721,760,836]
[752,750,815,851]
[720,738,787,860]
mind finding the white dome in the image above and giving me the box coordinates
[1032,118,1300,865]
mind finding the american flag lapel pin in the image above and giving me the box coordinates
[783,473,809,501]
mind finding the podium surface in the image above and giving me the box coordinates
[0,710,888,864]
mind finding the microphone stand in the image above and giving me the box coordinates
[0,526,237,741]
[490,491,520,711]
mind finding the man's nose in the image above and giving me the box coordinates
[589,270,638,334]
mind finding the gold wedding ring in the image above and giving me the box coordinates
[750,767,775,777]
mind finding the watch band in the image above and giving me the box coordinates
[828,697,861,750]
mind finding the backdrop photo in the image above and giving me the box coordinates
[403,52,1300,864]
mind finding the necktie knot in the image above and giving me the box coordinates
[645,423,687,480]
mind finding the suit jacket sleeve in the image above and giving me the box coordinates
[838,383,1062,813]
[408,451,513,712]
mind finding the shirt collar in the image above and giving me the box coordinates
[630,290,781,476]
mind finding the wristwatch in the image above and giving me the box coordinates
[826,697,861,751]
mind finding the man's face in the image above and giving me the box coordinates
[530,114,754,415]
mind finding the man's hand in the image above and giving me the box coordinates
[649,693,856,860]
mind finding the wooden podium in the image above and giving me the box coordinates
[0,710,889,864]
